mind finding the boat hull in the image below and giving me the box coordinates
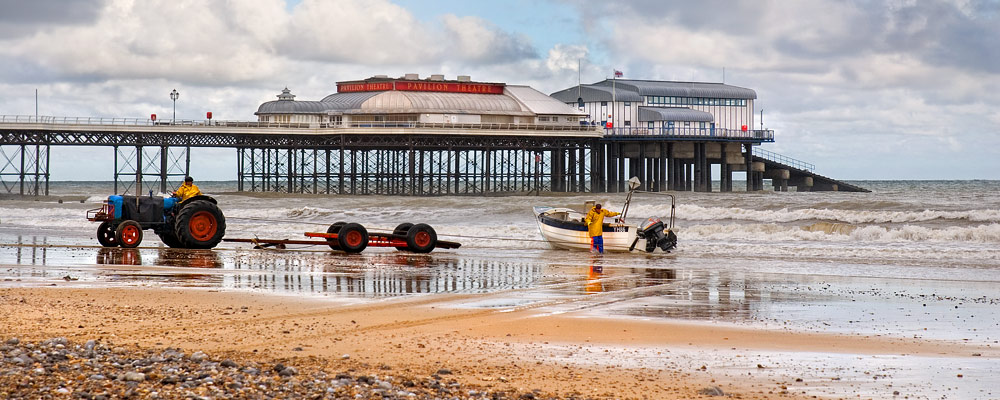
[534,207,645,252]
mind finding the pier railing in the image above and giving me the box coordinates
[753,148,814,171]
[603,126,774,141]
[0,115,600,132]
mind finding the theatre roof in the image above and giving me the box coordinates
[637,106,715,122]
[551,79,757,103]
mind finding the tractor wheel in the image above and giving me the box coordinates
[116,220,143,248]
[157,230,184,248]
[97,221,118,247]
[337,223,368,254]
[326,221,346,250]
[405,223,437,253]
[392,222,414,251]
[175,200,226,249]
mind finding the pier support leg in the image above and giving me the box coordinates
[666,143,674,191]
[0,144,49,196]
[744,143,754,192]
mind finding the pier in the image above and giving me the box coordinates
[0,115,867,196]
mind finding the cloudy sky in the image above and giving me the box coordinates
[1,0,997,181]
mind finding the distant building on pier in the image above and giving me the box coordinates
[255,74,586,127]
[549,79,758,136]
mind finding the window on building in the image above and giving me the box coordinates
[648,122,654,129]
[624,102,631,106]
[538,116,550,122]
[684,121,690,127]
[601,101,608,106]
[624,120,631,126]
[700,122,706,129]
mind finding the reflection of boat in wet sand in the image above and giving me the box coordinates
[535,178,677,253]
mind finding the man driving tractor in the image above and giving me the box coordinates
[173,176,202,201]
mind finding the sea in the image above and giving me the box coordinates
[2,180,999,398]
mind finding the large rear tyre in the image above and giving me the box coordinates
[326,221,346,250]
[337,223,368,254]
[175,200,226,249]
[97,221,118,247]
[157,230,184,248]
[116,220,143,248]
[405,223,437,253]
[392,222,414,251]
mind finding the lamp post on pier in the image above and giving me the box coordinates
[170,89,179,124]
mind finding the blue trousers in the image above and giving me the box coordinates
[590,235,604,253]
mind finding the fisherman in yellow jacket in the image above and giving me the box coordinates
[584,203,620,254]
[172,176,202,202]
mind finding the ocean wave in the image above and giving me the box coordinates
[680,222,1000,243]
[628,204,1000,224]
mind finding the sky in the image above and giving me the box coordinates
[0,0,998,181]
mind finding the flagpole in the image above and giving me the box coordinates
[612,70,616,134]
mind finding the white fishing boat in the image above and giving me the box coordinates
[535,178,677,253]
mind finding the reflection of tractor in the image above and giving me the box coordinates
[87,195,226,249]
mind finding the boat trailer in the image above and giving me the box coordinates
[222,222,460,254]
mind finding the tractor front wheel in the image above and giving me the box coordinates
[116,220,143,248]
[97,221,118,247]
[175,200,226,249]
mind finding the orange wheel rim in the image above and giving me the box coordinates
[345,231,363,247]
[189,211,217,241]
[414,231,431,247]
[121,225,140,245]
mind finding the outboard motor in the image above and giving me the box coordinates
[635,217,678,253]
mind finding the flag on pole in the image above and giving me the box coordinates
[614,70,623,78]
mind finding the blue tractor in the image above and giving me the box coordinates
[87,195,226,249]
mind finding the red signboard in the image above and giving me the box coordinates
[337,80,504,95]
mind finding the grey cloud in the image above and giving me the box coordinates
[0,0,105,38]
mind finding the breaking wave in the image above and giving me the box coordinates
[680,222,1000,243]
[628,204,1000,224]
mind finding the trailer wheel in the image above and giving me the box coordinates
[116,220,143,248]
[326,221,346,250]
[393,223,414,251]
[337,223,368,253]
[405,223,437,253]
[175,200,226,249]
[97,221,118,247]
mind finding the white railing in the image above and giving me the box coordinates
[0,115,602,132]
[602,126,775,141]
[754,148,815,171]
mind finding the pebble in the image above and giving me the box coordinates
[190,351,208,362]
[698,386,726,396]
[0,337,536,399]
[123,371,146,382]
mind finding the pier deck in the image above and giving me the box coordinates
[1,116,864,196]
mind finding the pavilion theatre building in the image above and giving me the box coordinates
[550,78,775,192]
[256,74,587,127]
[247,74,596,196]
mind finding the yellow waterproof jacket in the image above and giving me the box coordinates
[174,183,202,202]
[584,207,620,237]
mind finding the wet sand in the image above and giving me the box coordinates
[2,279,996,398]
[2,237,999,398]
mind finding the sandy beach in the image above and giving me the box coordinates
[2,281,994,399]
[3,183,1000,398]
